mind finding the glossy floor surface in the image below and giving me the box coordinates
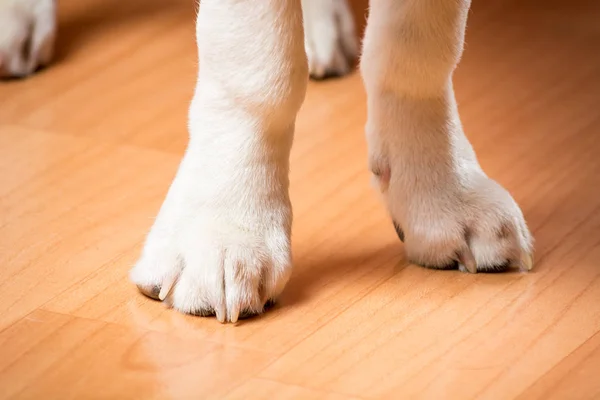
[1,0,600,398]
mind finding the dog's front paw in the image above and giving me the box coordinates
[0,0,56,78]
[301,0,359,79]
[369,99,534,273]
[389,174,533,273]
[130,148,293,323]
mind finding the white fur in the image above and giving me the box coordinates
[0,0,55,77]
[301,0,359,79]
[130,0,308,323]
[361,0,532,271]
[1,0,533,322]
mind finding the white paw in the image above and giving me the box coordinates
[369,98,534,273]
[390,174,533,273]
[130,147,293,323]
[0,0,56,78]
[301,0,359,79]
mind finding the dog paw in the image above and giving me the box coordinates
[0,0,56,78]
[302,0,359,79]
[369,99,534,273]
[390,174,533,273]
[130,147,293,323]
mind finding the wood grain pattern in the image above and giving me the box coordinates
[1,0,599,398]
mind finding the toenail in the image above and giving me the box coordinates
[136,284,161,300]
[393,221,405,242]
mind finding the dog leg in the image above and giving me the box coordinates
[130,0,308,322]
[361,0,533,272]
[0,0,56,78]
[301,0,359,79]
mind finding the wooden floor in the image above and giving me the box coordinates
[1,0,600,398]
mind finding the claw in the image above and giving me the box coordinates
[457,247,478,274]
[215,297,226,323]
[521,252,534,271]
[393,221,405,242]
[136,284,161,300]
[229,304,240,324]
[215,307,226,324]
[158,273,177,301]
